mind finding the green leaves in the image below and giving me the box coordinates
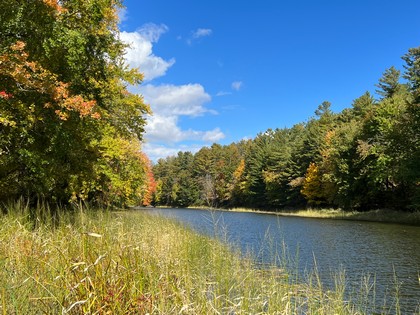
[153,45,420,211]
[0,0,149,207]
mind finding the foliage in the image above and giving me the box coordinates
[153,46,420,211]
[0,0,150,207]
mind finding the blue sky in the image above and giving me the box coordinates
[118,0,420,161]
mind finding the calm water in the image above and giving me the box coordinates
[142,208,420,313]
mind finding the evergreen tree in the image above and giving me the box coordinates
[375,66,402,99]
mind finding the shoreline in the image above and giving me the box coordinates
[176,206,420,226]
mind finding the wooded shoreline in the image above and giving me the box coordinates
[175,206,420,226]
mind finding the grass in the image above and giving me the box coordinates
[0,201,412,314]
[228,207,420,226]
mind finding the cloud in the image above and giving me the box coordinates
[139,83,213,117]
[117,7,128,22]
[143,143,207,162]
[144,115,183,142]
[144,114,224,144]
[202,128,225,142]
[120,25,225,160]
[231,81,243,91]
[137,23,169,43]
[216,91,232,97]
[186,28,212,45]
[120,24,175,81]
[140,83,224,147]
[192,28,212,39]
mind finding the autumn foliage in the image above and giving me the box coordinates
[153,58,420,211]
[141,154,157,206]
[0,0,151,207]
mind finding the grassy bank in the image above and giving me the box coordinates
[227,208,420,226]
[0,203,403,314]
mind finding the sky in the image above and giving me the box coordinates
[118,0,420,161]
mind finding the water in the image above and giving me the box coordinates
[141,208,420,313]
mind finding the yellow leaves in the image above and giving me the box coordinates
[54,110,69,121]
[262,170,279,184]
[301,163,324,205]
[233,159,245,181]
[0,116,17,127]
[324,130,335,146]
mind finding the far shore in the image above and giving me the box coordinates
[148,206,420,226]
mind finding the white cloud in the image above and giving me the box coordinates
[120,24,175,81]
[144,115,183,142]
[144,114,224,144]
[143,143,206,162]
[140,83,225,151]
[186,28,213,45]
[202,128,225,142]
[120,24,225,161]
[231,81,243,91]
[216,91,232,97]
[192,28,212,39]
[137,23,169,43]
[118,7,128,22]
[139,83,213,117]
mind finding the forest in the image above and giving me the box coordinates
[0,1,419,212]
[153,57,420,211]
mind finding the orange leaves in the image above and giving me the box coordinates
[10,41,26,52]
[42,0,66,14]
[139,153,157,206]
[0,41,100,120]
[0,91,12,99]
[51,86,100,120]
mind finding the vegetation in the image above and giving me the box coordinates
[228,208,420,226]
[0,203,406,314]
[0,0,155,208]
[0,1,417,314]
[1,0,418,214]
[153,50,420,212]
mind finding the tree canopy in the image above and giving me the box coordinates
[152,46,420,212]
[0,0,154,207]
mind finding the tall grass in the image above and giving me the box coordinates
[0,202,409,314]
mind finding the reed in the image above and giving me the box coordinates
[0,203,411,314]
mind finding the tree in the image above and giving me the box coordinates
[400,47,420,209]
[151,45,420,212]
[243,133,271,208]
[301,163,325,206]
[352,91,376,117]
[375,66,402,99]
[0,0,150,206]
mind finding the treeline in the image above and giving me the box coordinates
[153,49,420,211]
[0,0,153,207]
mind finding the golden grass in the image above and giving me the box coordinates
[0,204,408,314]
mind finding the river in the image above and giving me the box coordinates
[142,208,420,314]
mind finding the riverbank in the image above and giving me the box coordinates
[0,204,393,314]
[218,207,420,226]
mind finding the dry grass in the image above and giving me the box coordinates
[0,202,405,314]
